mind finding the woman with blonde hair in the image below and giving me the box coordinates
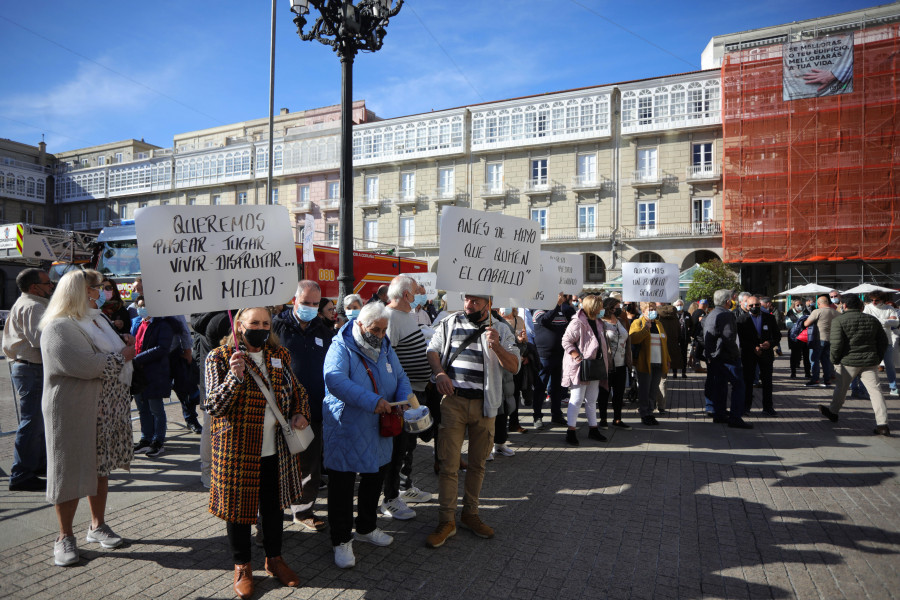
[205,306,310,599]
[561,295,611,445]
[40,268,136,566]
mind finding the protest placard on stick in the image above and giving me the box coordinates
[436,206,541,301]
[407,272,438,300]
[510,251,583,308]
[135,205,298,316]
[622,262,679,303]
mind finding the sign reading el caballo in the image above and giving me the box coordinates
[135,205,298,316]
[436,206,540,301]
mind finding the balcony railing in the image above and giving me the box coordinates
[394,192,420,207]
[524,178,551,194]
[322,197,340,210]
[90,220,105,229]
[686,164,721,180]
[73,221,90,231]
[59,223,73,231]
[571,175,613,191]
[543,226,614,243]
[621,221,721,239]
[480,183,508,198]
[630,170,660,186]
[364,194,383,206]
[293,200,312,213]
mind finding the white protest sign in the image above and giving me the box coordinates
[436,206,540,301]
[135,205,298,316]
[622,262,680,303]
[303,214,315,263]
[407,272,438,300]
[510,251,583,308]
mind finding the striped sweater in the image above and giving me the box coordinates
[387,307,431,392]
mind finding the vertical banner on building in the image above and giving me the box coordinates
[783,33,854,100]
[303,213,315,263]
[436,206,541,302]
[622,262,680,303]
[134,205,298,316]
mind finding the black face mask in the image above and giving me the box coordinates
[614,307,623,317]
[749,307,760,315]
[242,328,270,348]
[465,308,486,323]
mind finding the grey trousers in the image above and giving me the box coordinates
[637,365,663,417]
[829,364,889,426]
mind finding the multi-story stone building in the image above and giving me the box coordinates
[350,70,724,287]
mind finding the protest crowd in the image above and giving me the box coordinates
[3,265,896,599]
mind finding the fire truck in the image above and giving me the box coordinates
[93,221,428,301]
[0,223,97,309]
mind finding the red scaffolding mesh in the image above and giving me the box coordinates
[721,24,900,263]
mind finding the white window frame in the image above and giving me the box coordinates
[299,185,310,203]
[188,197,197,206]
[486,162,503,192]
[365,176,379,203]
[438,167,454,198]
[326,223,339,246]
[530,208,548,241]
[637,148,658,182]
[327,181,339,199]
[114,152,123,164]
[576,153,597,186]
[270,188,278,205]
[399,216,415,246]
[400,172,415,200]
[578,205,596,238]
[637,201,657,236]
[97,156,106,166]
[236,193,246,205]
[530,158,548,187]
[364,218,378,248]
[691,142,715,177]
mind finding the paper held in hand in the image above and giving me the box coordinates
[622,262,680,303]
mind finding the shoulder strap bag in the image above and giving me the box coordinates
[248,369,312,454]
[361,359,403,437]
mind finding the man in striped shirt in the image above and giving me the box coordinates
[381,276,435,521]
[425,294,520,548]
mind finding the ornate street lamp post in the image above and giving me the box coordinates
[289,0,403,306]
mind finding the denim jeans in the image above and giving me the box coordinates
[134,394,167,444]
[884,345,896,390]
[809,340,835,383]
[9,363,46,485]
[537,354,565,420]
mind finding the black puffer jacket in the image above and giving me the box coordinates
[829,309,888,367]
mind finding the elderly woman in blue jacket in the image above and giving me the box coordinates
[323,302,413,569]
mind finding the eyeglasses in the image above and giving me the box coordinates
[103,285,114,291]
[89,284,104,290]
[747,303,760,307]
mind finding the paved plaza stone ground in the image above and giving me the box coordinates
[1,355,899,599]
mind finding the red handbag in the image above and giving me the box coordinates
[796,328,809,343]
[363,360,402,438]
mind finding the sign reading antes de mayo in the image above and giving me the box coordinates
[135,205,298,316]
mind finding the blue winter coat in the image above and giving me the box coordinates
[131,316,178,399]
[322,321,412,474]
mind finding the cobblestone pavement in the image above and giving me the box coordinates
[1,355,899,599]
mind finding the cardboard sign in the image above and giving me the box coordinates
[407,272,438,300]
[436,206,540,301]
[303,214,315,263]
[622,262,679,303]
[510,251,583,308]
[134,205,298,316]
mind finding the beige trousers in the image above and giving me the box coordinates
[829,364,889,426]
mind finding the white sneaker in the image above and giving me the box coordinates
[400,486,433,503]
[495,443,515,457]
[534,418,544,430]
[380,497,416,520]
[891,389,899,397]
[54,535,79,566]
[334,541,355,568]
[486,450,495,461]
[85,523,123,549]
[354,527,393,547]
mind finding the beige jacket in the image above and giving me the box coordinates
[2,292,49,364]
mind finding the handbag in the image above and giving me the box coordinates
[361,358,403,438]
[248,369,313,455]
[579,357,606,381]
[796,327,809,343]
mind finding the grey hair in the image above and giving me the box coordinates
[342,293,363,310]
[295,279,321,297]
[673,298,684,306]
[358,302,388,327]
[714,289,732,307]
[387,275,417,301]
[737,291,750,302]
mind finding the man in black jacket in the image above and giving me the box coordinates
[531,292,575,428]
[703,289,752,429]
[272,280,335,531]
[736,295,782,416]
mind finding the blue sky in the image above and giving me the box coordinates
[0,0,879,152]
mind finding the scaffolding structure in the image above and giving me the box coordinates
[721,24,899,264]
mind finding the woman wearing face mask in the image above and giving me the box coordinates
[342,294,364,322]
[785,298,812,379]
[319,297,337,330]
[322,302,413,569]
[98,278,130,335]
[561,295,610,445]
[205,307,310,599]
[598,297,633,429]
[38,269,136,567]
[629,302,670,427]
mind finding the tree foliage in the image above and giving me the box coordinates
[686,260,741,303]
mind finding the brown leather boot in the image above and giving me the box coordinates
[264,555,300,587]
[233,562,253,599]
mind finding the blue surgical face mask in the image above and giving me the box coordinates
[597,309,605,318]
[675,305,683,312]
[295,304,318,322]
[347,308,361,319]
[647,310,658,321]
[137,306,149,319]
[413,293,428,308]
[94,292,106,310]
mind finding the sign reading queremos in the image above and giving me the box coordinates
[135,205,298,316]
